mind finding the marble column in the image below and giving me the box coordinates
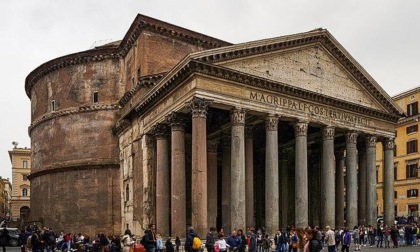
[366,135,377,226]
[358,141,367,225]
[345,131,359,229]
[335,149,345,229]
[294,121,308,228]
[230,108,246,231]
[167,112,186,237]
[207,140,219,229]
[188,97,211,236]
[321,126,335,228]
[154,123,170,236]
[245,126,255,228]
[383,138,395,227]
[280,150,289,228]
[221,135,231,232]
[266,115,279,234]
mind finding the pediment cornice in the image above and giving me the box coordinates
[132,60,401,124]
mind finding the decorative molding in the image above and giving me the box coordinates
[29,104,119,135]
[265,115,279,131]
[322,126,335,140]
[245,126,254,139]
[382,138,395,150]
[230,108,246,126]
[294,121,308,136]
[207,140,219,153]
[112,119,131,136]
[152,123,170,138]
[187,97,212,119]
[345,131,359,144]
[365,135,377,148]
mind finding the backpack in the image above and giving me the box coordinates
[140,235,146,246]
[192,236,202,250]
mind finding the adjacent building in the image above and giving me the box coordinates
[26,14,403,236]
[0,177,12,220]
[9,146,31,221]
[377,86,420,217]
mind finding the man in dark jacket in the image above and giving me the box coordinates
[144,224,157,252]
[248,228,257,252]
[185,227,199,252]
[206,227,216,252]
[226,230,242,252]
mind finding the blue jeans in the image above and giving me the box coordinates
[328,245,336,252]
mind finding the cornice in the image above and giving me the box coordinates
[397,114,419,125]
[118,72,166,108]
[28,104,119,135]
[134,60,401,123]
[28,160,119,180]
[392,85,420,100]
[111,119,131,136]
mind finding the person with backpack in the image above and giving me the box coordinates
[206,227,216,252]
[165,237,175,252]
[175,236,181,252]
[185,227,201,252]
[143,224,157,252]
[341,228,351,252]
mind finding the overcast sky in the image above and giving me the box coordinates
[1,0,419,181]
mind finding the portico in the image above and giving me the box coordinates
[116,28,403,237]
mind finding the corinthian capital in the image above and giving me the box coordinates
[382,138,395,150]
[188,97,212,119]
[322,126,335,140]
[152,123,169,138]
[345,131,359,144]
[265,115,279,131]
[166,112,186,131]
[365,135,377,148]
[294,121,308,136]
[230,108,246,126]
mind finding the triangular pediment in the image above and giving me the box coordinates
[219,45,385,111]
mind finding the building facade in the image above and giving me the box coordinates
[26,14,403,236]
[0,177,12,221]
[9,146,31,221]
[377,86,420,218]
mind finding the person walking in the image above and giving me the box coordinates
[248,228,257,252]
[340,228,351,252]
[324,226,335,252]
[206,227,216,252]
[144,224,157,252]
[185,227,200,252]
[121,229,135,252]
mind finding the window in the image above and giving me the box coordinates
[51,100,56,112]
[394,191,397,199]
[407,125,418,134]
[23,175,28,181]
[394,165,398,181]
[22,160,28,168]
[407,189,418,198]
[407,140,418,154]
[93,91,99,104]
[376,165,379,182]
[407,102,418,116]
[125,184,129,201]
[406,160,418,178]
[394,145,397,157]
[22,188,28,197]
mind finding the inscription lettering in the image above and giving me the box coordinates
[249,91,369,126]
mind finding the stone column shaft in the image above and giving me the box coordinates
[383,138,395,226]
[230,108,246,231]
[245,127,255,228]
[345,131,358,229]
[358,144,367,225]
[207,140,218,229]
[265,115,279,234]
[335,150,345,229]
[295,121,308,228]
[168,112,186,237]
[189,97,211,236]
[366,136,377,226]
[321,126,335,228]
[154,124,170,236]
[221,135,231,232]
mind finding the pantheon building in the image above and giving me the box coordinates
[26,14,403,237]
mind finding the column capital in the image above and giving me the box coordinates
[230,108,247,126]
[322,126,335,140]
[345,131,359,144]
[365,135,377,148]
[245,126,254,139]
[188,97,212,119]
[207,139,219,153]
[152,123,170,139]
[382,138,395,150]
[265,115,279,131]
[294,121,308,136]
[166,112,186,131]
[220,135,231,147]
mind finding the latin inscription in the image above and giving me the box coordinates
[250,91,369,126]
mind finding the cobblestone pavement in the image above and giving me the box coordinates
[332,244,420,252]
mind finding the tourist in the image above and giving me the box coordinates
[144,224,157,252]
[340,228,351,252]
[206,227,216,252]
[121,229,135,252]
[324,226,335,252]
[156,234,164,252]
[226,230,242,252]
[185,227,200,252]
[215,234,230,252]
